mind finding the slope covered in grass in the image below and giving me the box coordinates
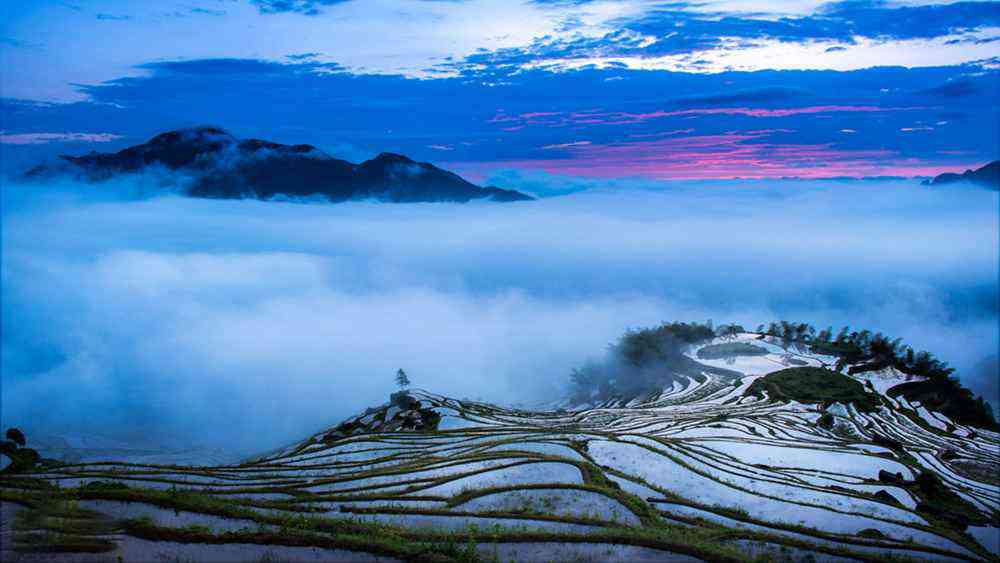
[696,342,769,359]
[745,367,880,412]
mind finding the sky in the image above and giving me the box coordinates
[1,0,999,180]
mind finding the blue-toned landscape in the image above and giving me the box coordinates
[1,1,998,561]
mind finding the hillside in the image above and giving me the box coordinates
[1,328,998,561]
[925,161,1000,190]
[23,127,534,203]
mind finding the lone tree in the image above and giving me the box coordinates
[1,427,39,474]
[5,428,26,447]
[395,369,411,390]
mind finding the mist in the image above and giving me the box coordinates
[2,176,997,454]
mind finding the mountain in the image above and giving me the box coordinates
[2,326,998,562]
[925,160,999,190]
[24,126,534,203]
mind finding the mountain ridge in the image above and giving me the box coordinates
[25,126,534,203]
[925,160,999,190]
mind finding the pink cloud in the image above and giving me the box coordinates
[447,132,974,181]
[0,131,123,145]
[626,129,695,139]
[489,106,925,129]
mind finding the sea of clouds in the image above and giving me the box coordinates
[2,176,997,454]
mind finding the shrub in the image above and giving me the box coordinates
[888,380,998,431]
[6,428,26,447]
[81,481,130,492]
[569,321,724,401]
[817,412,835,429]
[1,428,39,473]
[745,367,880,412]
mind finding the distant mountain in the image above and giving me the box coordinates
[25,127,533,203]
[925,160,999,189]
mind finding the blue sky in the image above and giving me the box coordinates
[1,0,998,179]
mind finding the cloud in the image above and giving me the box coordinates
[541,140,591,150]
[0,36,38,48]
[136,58,340,76]
[1,176,997,453]
[250,0,351,16]
[490,105,925,129]
[0,132,124,145]
[287,52,321,61]
[95,13,130,21]
[456,129,978,180]
[190,7,227,16]
[921,78,980,98]
[675,86,809,106]
[447,0,1000,74]
[6,59,998,180]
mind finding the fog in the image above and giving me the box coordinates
[2,177,997,454]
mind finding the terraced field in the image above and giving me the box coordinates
[2,334,998,562]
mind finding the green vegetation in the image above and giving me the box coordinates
[571,317,995,431]
[1,395,993,563]
[1,427,41,474]
[761,321,952,379]
[570,321,735,402]
[857,529,886,540]
[5,494,118,554]
[887,380,998,431]
[3,324,996,563]
[396,368,411,390]
[759,320,997,429]
[80,480,130,492]
[908,471,990,529]
[745,367,880,412]
[6,428,27,447]
[696,342,768,360]
[4,473,932,563]
[816,412,835,429]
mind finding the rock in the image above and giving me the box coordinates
[874,489,902,506]
[878,469,904,484]
[857,528,886,539]
[817,412,835,429]
[872,433,904,451]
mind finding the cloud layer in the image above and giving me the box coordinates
[1,177,997,454]
[3,60,997,181]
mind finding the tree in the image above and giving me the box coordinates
[1,428,39,474]
[5,428,26,447]
[395,369,411,390]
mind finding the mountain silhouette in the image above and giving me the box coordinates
[26,127,534,203]
[925,160,999,190]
